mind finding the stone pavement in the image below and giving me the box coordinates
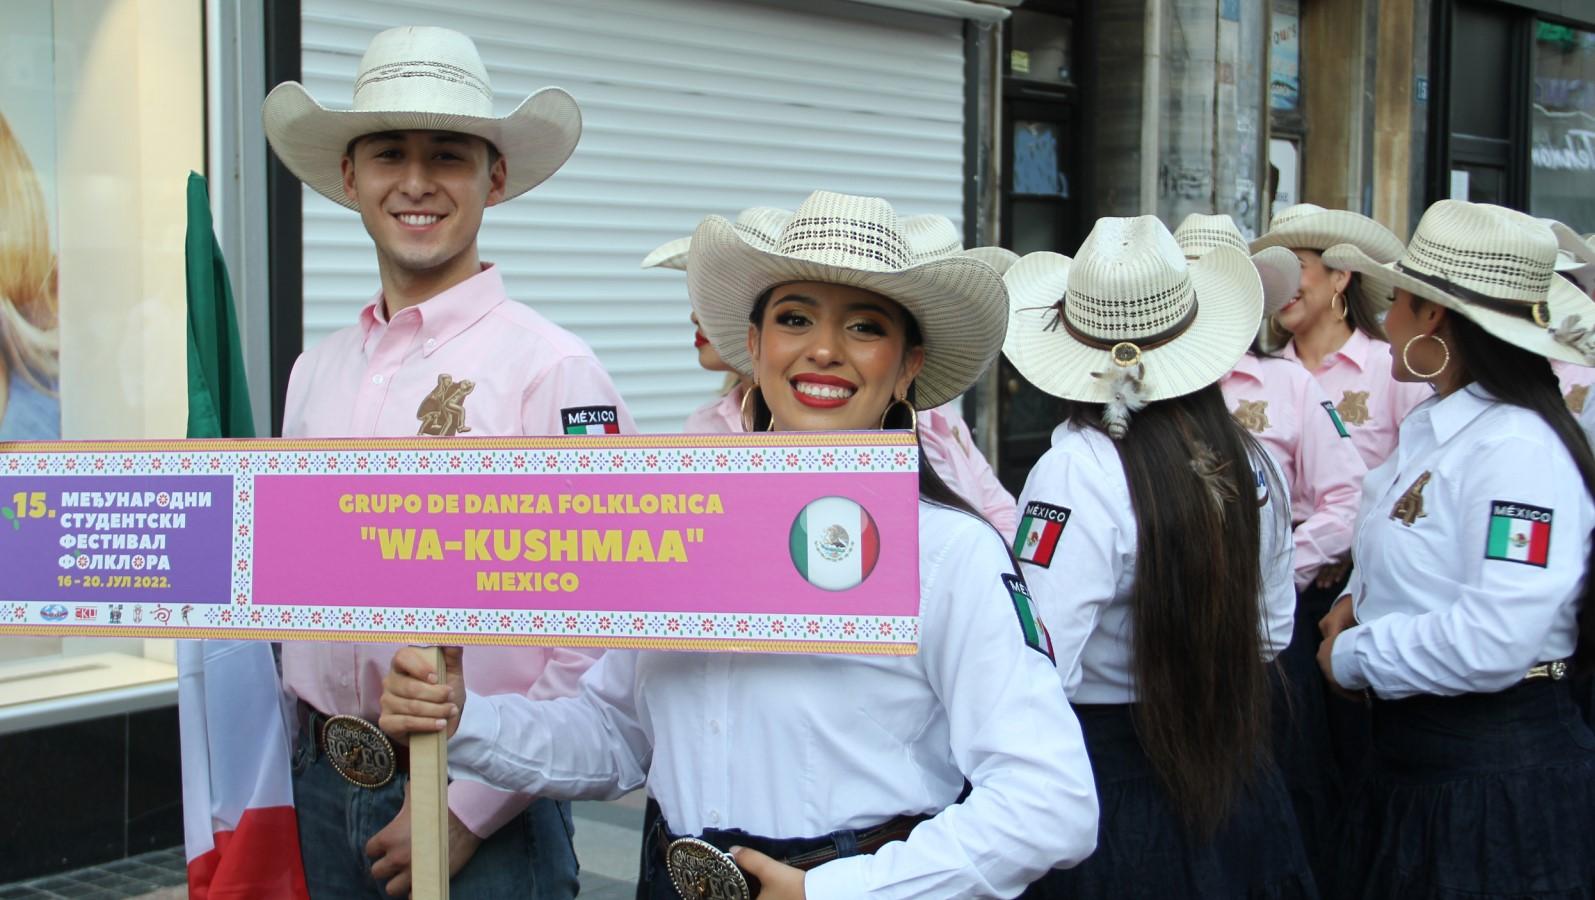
[0,795,647,899]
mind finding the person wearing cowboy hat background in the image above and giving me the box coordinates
[263,25,634,899]
[1316,201,1595,898]
[644,209,1021,539]
[1251,204,1432,474]
[1545,224,1595,415]
[377,190,1099,900]
[1178,213,1368,881]
[1004,217,1312,898]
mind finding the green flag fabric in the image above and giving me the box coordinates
[185,172,255,439]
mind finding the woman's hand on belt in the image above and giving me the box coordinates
[379,645,465,743]
[732,847,806,900]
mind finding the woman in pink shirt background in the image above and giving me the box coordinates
[1252,204,1432,472]
[643,212,1020,540]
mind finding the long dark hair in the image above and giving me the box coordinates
[1445,313,1595,668]
[1062,384,1283,837]
[745,289,993,525]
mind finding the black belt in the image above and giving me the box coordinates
[648,812,927,898]
[302,701,409,789]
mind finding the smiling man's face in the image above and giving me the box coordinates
[341,130,506,279]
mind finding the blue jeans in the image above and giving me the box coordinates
[291,724,579,900]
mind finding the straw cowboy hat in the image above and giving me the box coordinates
[642,208,795,271]
[1174,213,1302,317]
[1004,216,1262,418]
[1250,203,1405,260]
[1324,201,1595,365]
[262,26,581,210]
[688,190,1009,409]
[650,208,1019,275]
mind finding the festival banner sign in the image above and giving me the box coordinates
[0,434,921,654]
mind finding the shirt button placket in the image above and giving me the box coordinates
[707,656,732,832]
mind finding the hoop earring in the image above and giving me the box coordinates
[739,384,757,432]
[880,397,918,431]
[1401,334,1450,380]
[740,384,775,431]
[1331,291,1348,321]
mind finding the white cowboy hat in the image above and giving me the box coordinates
[1004,216,1262,408]
[1250,203,1405,260]
[688,190,1008,409]
[900,214,1021,272]
[642,208,794,271]
[1323,201,1595,365]
[262,26,581,210]
[1173,213,1302,317]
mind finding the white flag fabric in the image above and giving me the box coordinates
[178,640,309,898]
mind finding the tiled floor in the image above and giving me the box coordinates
[0,847,186,899]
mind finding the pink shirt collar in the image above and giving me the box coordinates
[1282,328,1371,374]
[360,264,508,359]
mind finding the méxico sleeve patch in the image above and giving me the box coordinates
[1013,502,1070,567]
[1484,500,1552,567]
[1002,573,1055,663]
[561,406,620,435]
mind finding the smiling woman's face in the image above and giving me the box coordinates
[746,281,924,432]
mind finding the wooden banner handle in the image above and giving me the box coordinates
[411,646,450,900]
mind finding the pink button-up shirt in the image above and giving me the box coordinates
[1222,354,1367,587]
[1552,359,1595,416]
[1282,330,1432,470]
[680,392,1017,539]
[281,265,632,838]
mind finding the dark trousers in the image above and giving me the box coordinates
[290,723,579,900]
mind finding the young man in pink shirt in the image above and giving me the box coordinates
[262,26,632,899]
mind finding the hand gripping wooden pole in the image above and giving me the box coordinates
[411,646,450,900]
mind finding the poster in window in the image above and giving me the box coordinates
[1531,21,1595,233]
[0,0,62,441]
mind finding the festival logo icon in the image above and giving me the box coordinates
[788,496,880,591]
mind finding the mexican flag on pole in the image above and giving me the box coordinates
[178,172,308,898]
[789,496,880,591]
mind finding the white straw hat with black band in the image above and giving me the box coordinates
[642,207,794,271]
[1173,213,1303,318]
[1322,200,1595,365]
[1003,216,1263,427]
[262,26,581,211]
[687,190,1009,410]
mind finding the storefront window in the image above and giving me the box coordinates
[1531,21,1595,231]
[0,0,202,731]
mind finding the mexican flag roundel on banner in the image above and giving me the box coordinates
[789,496,881,591]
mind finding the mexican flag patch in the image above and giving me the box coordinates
[1320,401,1350,438]
[1003,573,1054,662]
[561,405,620,435]
[1014,502,1070,568]
[1485,501,1552,567]
[789,496,880,591]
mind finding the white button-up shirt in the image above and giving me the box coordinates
[1016,422,1296,704]
[1332,386,1592,698]
[448,501,1098,899]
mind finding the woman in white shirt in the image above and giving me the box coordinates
[381,190,1099,900]
[1003,217,1311,898]
[1319,200,1595,898]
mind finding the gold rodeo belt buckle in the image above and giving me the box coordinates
[321,714,397,789]
[666,837,751,900]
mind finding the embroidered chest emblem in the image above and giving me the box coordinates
[1232,400,1270,433]
[416,374,475,437]
[1336,390,1371,426]
[1390,470,1432,527]
[1566,384,1589,415]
